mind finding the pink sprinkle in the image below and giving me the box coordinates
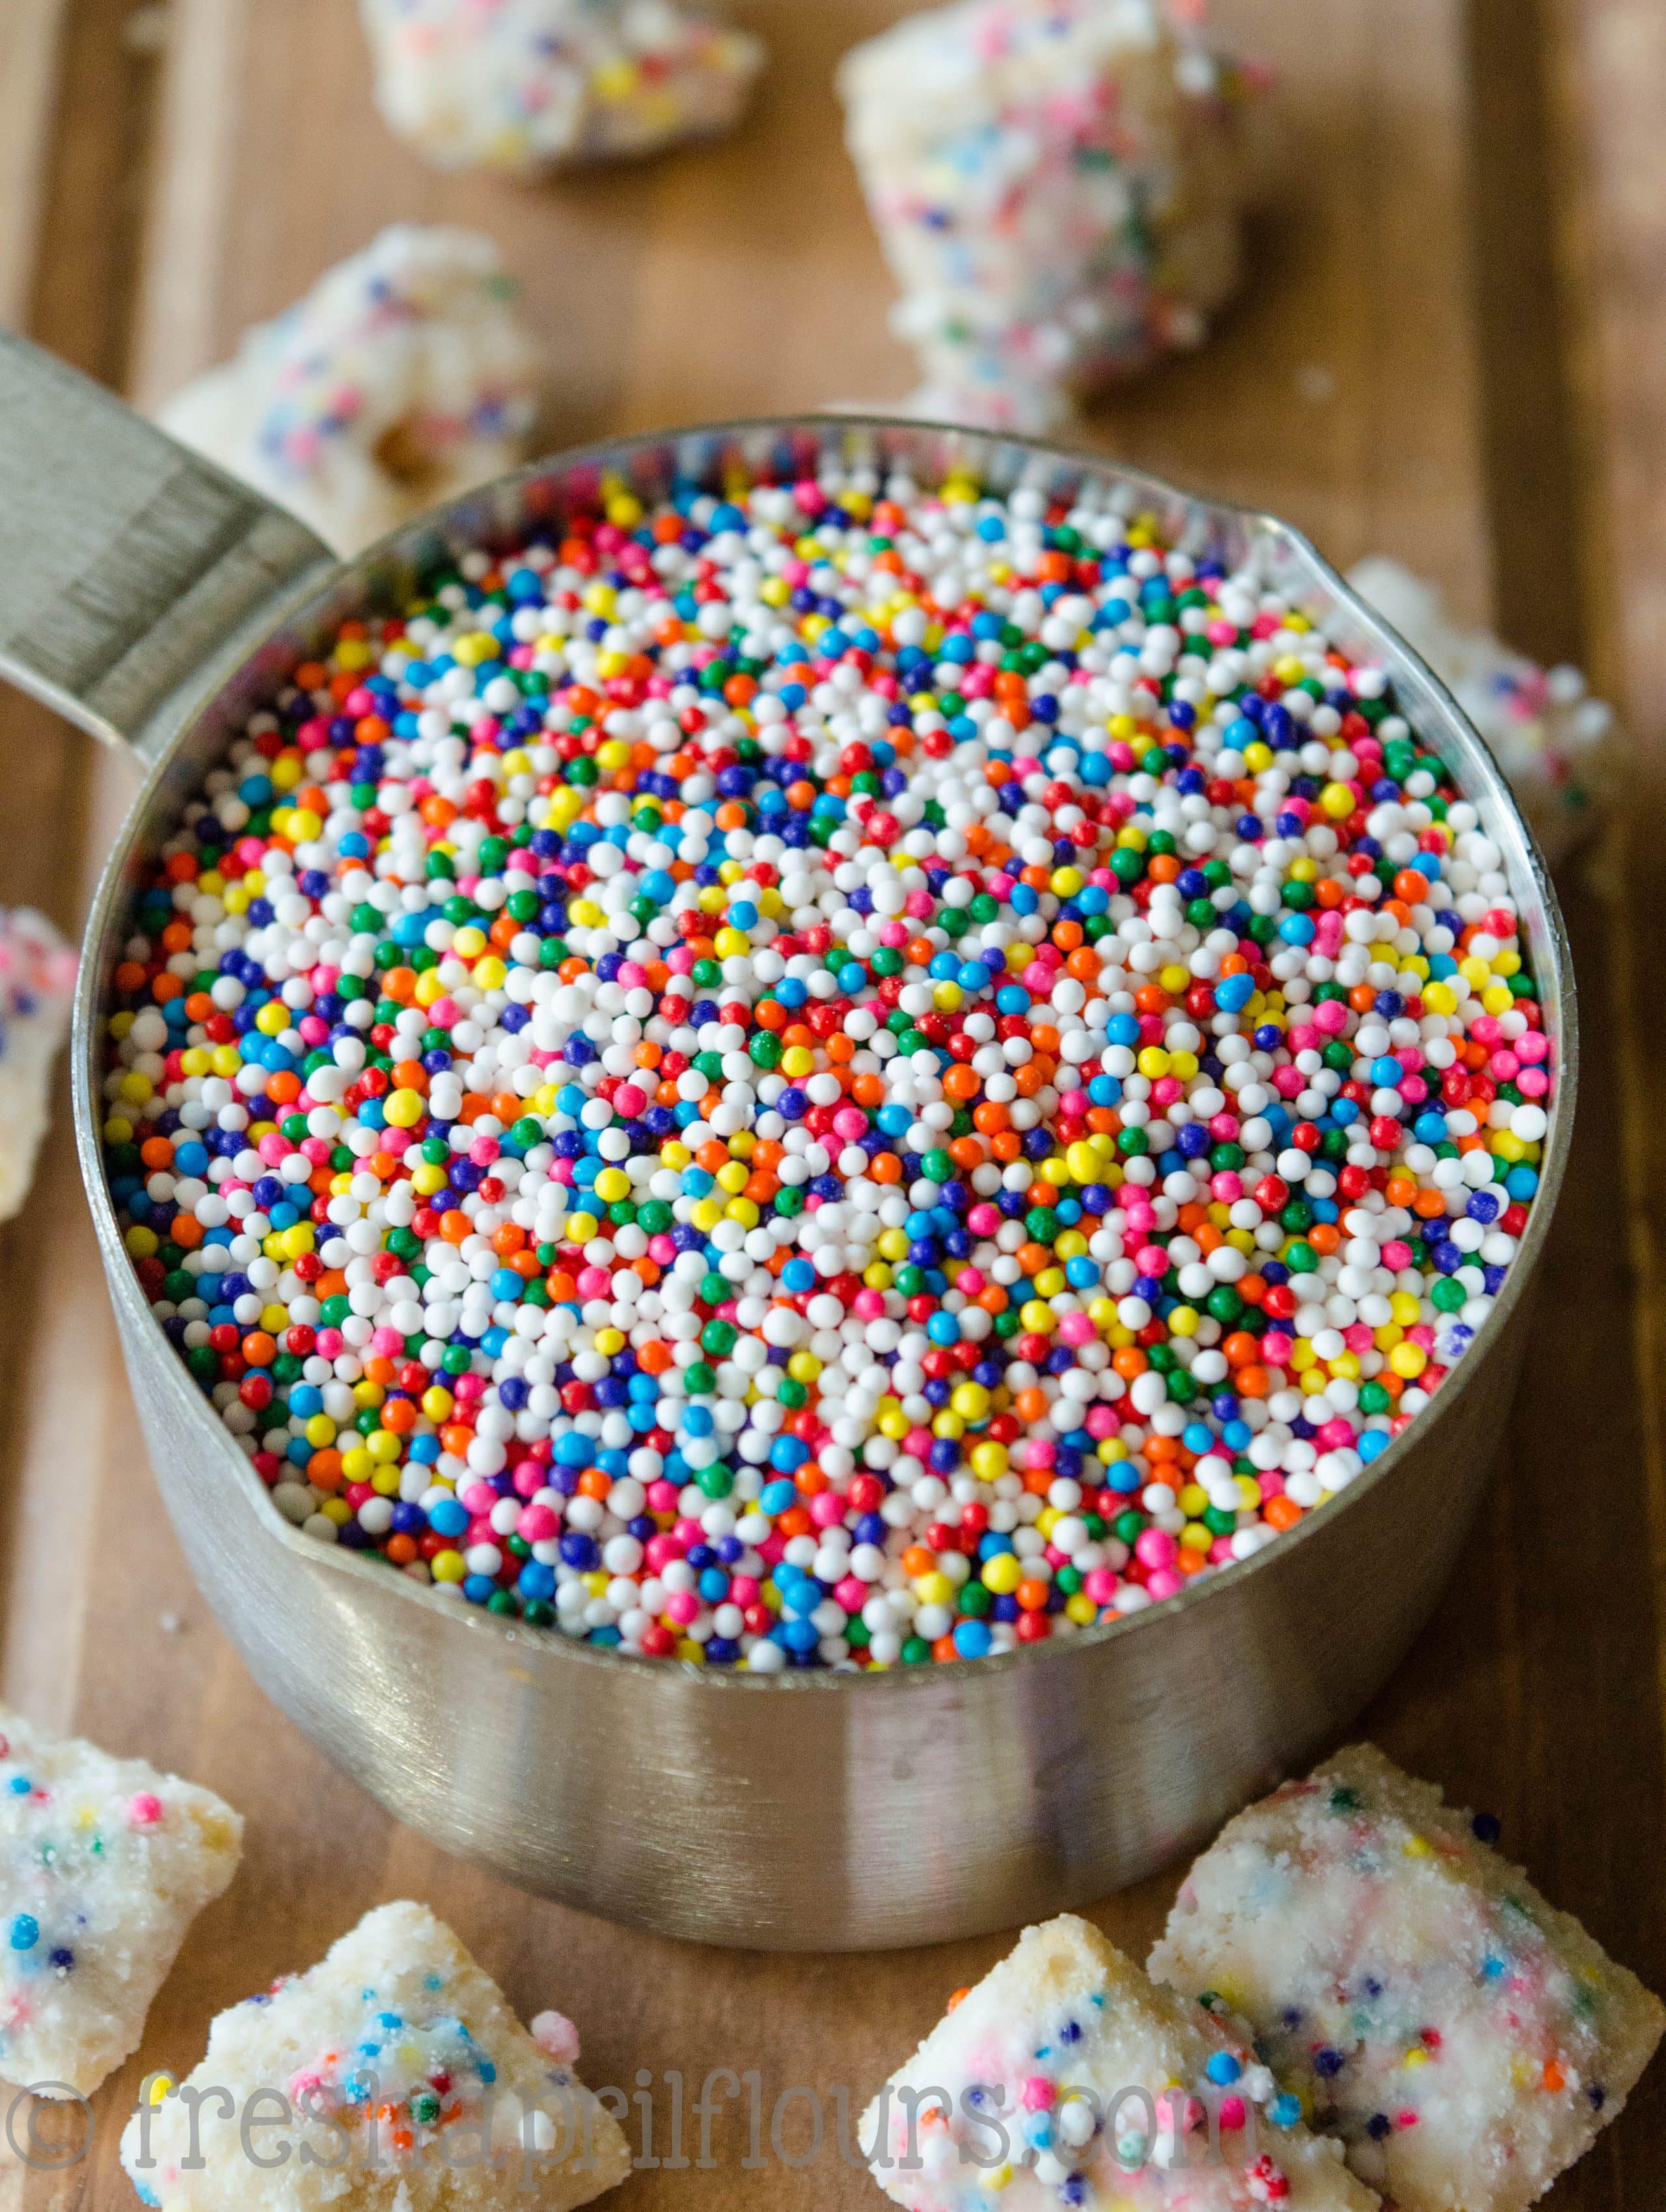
[1136,1528,1177,1570]
[129,1794,163,1828]
[531,2011,581,2065]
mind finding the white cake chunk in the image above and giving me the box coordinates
[1350,559,1617,864]
[359,0,765,175]
[1150,1745,1665,2212]
[0,1708,241,2097]
[0,909,75,1222]
[865,1913,1379,2209]
[120,1900,631,2211]
[839,0,1255,433]
[158,226,540,554]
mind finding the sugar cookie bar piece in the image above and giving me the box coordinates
[839,0,1253,434]
[359,0,765,176]
[0,1709,241,2097]
[0,909,75,1222]
[157,225,540,555]
[865,1913,1378,2209]
[120,1901,631,2211]
[1350,558,1617,866]
[1150,1744,1665,2212]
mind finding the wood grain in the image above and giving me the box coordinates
[2,1,1664,2205]
[1545,0,1666,1989]
[0,0,71,329]
[0,0,162,1755]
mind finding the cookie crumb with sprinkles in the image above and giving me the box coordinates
[1151,1744,1665,2212]
[0,908,75,1222]
[359,0,765,175]
[159,226,540,556]
[840,0,1259,432]
[0,1707,241,2097]
[1350,558,1616,867]
[865,1913,1378,2209]
[119,1900,628,2211]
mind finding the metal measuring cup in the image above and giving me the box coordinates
[0,333,1575,1949]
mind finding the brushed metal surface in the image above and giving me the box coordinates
[0,333,333,759]
[0,384,1576,1950]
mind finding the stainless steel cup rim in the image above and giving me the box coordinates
[66,410,1578,1702]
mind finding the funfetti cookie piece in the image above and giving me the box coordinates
[0,909,75,1222]
[1349,558,1617,866]
[840,0,1255,434]
[157,225,540,554]
[0,1709,241,2097]
[120,1901,631,2211]
[864,1913,1379,2209]
[359,0,765,175]
[1150,1744,1665,2212]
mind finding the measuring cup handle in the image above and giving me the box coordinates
[0,333,333,761]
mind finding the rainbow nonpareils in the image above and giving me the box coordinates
[102,460,1553,1671]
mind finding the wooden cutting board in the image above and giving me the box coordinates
[1,1,1664,2204]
